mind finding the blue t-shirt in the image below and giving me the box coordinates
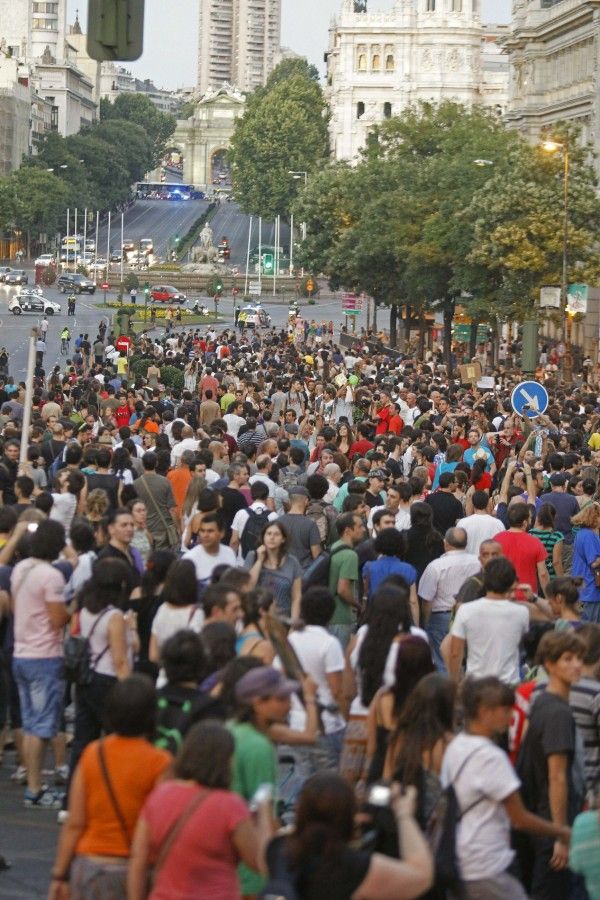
[463,446,495,472]
[572,528,600,602]
[362,557,417,600]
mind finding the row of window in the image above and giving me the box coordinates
[357,53,395,73]
[33,2,58,13]
[32,17,58,30]
[357,102,392,119]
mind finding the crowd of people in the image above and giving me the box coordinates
[0,317,599,899]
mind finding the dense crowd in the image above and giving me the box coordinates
[0,319,599,899]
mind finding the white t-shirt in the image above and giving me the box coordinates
[151,602,204,688]
[183,544,237,587]
[441,733,520,881]
[285,626,345,734]
[456,513,504,555]
[223,413,246,438]
[231,502,277,560]
[451,598,529,684]
[249,473,275,499]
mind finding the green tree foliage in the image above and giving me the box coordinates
[0,168,70,241]
[100,93,176,167]
[229,59,330,218]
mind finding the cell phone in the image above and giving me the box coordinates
[368,784,391,807]
[249,783,273,811]
[27,523,38,533]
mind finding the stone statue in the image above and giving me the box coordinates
[354,0,367,11]
[199,223,214,250]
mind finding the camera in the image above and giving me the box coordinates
[368,784,391,806]
[359,783,398,858]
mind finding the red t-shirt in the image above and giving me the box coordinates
[495,530,547,592]
[509,680,537,763]
[473,472,492,492]
[348,438,374,460]
[142,782,250,900]
[389,414,405,436]
[375,405,392,435]
[114,405,131,428]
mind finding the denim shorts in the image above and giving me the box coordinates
[12,657,65,739]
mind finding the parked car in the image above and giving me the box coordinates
[34,254,56,267]
[109,250,122,262]
[150,284,187,303]
[4,270,28,285]
[56,273,96,294]
[9,295,61,316]
[0,268,12,283]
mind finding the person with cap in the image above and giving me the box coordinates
[276,486,322,571]
[333,457,371,512]
[364,468,388,509]
[542,473,580,573]
[228,666,300,899]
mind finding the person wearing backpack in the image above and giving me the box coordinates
[305,474,338,550]
[441,676,571,900]
[230,481,276,561]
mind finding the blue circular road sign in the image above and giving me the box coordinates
[511,381,549,419]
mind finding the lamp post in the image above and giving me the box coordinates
[541,140,571,382]
[289,171,308,275]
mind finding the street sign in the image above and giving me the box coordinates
[232,287,239,296]
[539,287,561,309]
[567,283,588,314]
[511,381,549,419]
[344,309,360,316]
[115,335,132,352]
[101,282,110,290]
[249,281,261,295]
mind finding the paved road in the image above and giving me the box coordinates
[209,201,291,268]
[95,198,210,262]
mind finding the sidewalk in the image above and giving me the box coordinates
[0,748,59,899]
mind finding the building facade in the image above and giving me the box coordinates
[1,0,67,61]
[173,84,245,189]
[33,51,96,136]
[505,0,600,157]
[197,0,281,94]
[0,57,31,175]
[326,0,509,161]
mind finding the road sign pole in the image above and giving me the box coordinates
[19,328,37,471]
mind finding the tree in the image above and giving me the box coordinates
[1,168,70,253]
[90,120,155,184]
[229,60,330,218]
[100,93,176,167]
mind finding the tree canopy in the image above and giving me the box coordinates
[100,92,176,167]
[229,58,330,219]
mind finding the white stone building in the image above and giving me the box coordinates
[32,51,96,136]
[0,57,31,175]
[198,0,282,94]
[505,0,600,163]
[326,0,509,161]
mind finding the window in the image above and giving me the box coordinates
[386,54,395,71]
[357,102,365,119]
[50,105,59,131]
[452,0,462,9]
[372,53,381,71]
[357,49,367,72]
[426,0,435,9]
[383,102,392,118]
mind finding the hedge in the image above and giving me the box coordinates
[128,356,184,390]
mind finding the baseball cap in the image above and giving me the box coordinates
[288,485,309,497]
[235,666,299,702]
[550,473,567,486]
[285,423,299,435]
[369,468,388,480]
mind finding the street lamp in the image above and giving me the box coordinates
[289,171,308,274]
[541,139,571,382]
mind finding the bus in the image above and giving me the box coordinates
[135,182,202,201]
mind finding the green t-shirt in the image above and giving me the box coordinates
[328,540,359,625]
[227,719,277,895]
[220,391,235,411]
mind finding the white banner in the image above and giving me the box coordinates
[539,287,561,308]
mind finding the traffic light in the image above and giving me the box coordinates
[262,253,274,273]
[144,282,149,297]
[215,279,223,295]
[174,235,180,245]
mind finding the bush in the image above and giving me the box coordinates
[76,265,90,277]
[122,272,139,292]
[42,267,56,286]
[160,365,184,390]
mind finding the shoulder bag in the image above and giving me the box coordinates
[138,475,180,551]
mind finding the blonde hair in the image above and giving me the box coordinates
[86,488,109,518]
[572,502,600,530]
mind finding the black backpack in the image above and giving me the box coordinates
[63,608,111,686]
[301,544,347,590]
[241,507,271,558]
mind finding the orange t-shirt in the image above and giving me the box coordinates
[76,735,171,858]
[167,468,192,518]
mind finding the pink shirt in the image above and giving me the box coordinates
[142,782,249,900]
[12,559,66,658]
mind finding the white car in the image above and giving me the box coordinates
[9,295,61,316]
[34,254,56,267]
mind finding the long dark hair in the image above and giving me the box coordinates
[81,558,131,613]
[288,773,355,873]
[391,637,435,716]
[358,583,412,708]
[408,502,442,549]
[174,721,235,789]
[392,674,456,787]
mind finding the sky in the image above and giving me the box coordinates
[68,0,511,91]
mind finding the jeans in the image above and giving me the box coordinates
[12,657,64,739]
[328,623,353,652]
[465,871,528,899]
[426,611,451,673]
[581,601,600,624]
[68,672,116,787]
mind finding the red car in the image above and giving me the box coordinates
[149,284,187,303]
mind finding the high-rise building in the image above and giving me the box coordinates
[326,0,509,161]
[197,0,281,94]
[1,0,67,61]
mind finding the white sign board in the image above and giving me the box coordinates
[249,281,261,296]
[539,287,561,308]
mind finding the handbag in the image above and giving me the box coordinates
[138,476,180,551]
[64,608,112,686]
[593,566,600,588]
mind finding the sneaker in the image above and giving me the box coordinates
[24,788,63,809]
[57,809,69,825]
[10,765,27,784]
[54,765,69,786]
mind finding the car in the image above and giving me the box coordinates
[150,284,187,303]
[4,270,28,285]
[88,259,108,273]
[109,250,122,263]
[56,273,96,294]
[9,295,61,316]
[85,240,95,251]
[34,254,56,267]
[0,267,13,283]
[139,238,154,254]
[122,240,135,253]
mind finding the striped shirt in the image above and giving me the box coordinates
[529,528,563,579]
[570,811,600,899]
[570,676,600,791]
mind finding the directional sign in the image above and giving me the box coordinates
[115,335,132,352]
[511,381,549,419]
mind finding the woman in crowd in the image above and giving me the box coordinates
[546,576,583,631]
[149,560,204,687]
[67,559,138,786]
[366,637,435,783]
[336,422,354,458]
[245,522,302,620]
[128,720,272,900]
[401,503,444,580]
[572,502,600,622]
[180,476,208,550]
[236,588,276,665]
[129,549,176,681]
[182,487,220,550]
[129,499,153,565]
[50,677,171,900]
[111,447,135,487]
[431,443,463,491]
[262,772,433,900]
[530,503,564,579]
